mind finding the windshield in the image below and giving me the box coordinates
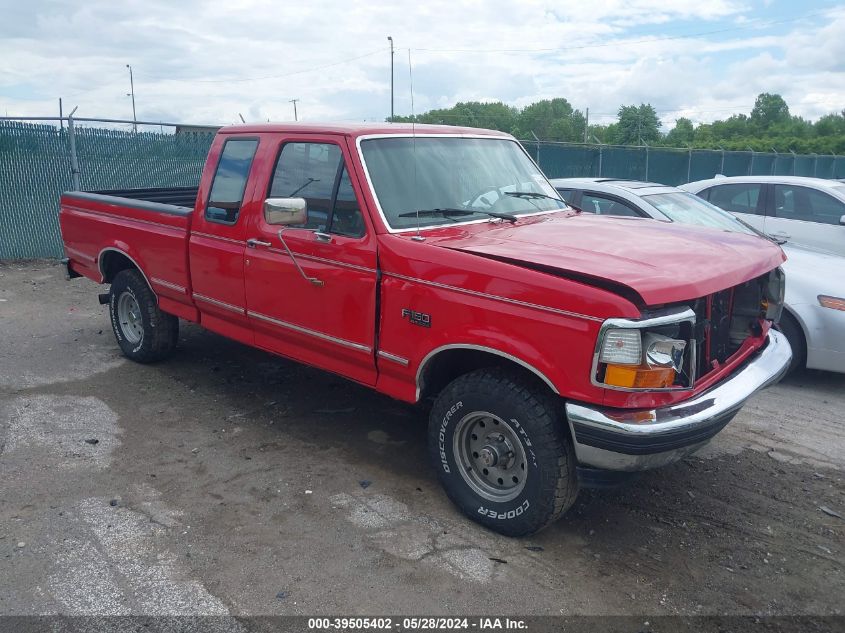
[643,191,760,236]
[360,137,565,230]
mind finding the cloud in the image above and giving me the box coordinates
[0,0,842,130]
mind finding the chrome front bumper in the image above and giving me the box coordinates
[566,329,792,472]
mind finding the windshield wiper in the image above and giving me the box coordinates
[398,208,518,223]
[504,191,567,205]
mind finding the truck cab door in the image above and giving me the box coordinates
[244,136,378,386]
[188,136,259,346]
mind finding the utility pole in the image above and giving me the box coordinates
[126,64,137,133]
[289,99,299,121]
[387,36,395,122]
[584,107,589,143]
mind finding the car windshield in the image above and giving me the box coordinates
[643,191,760,236]
[359,137,566,230]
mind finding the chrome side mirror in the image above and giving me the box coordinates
[840,214,845,226]
[264,198,307,226]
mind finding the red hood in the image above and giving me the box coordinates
[427,213,786,306]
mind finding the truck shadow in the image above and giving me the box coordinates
[157,323,840,554]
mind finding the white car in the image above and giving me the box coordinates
[681,176,845,257]
[550,178,845,374]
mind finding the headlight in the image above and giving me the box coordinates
[765,267,785,322]
[594,310,696,391]
[599,329,642,365]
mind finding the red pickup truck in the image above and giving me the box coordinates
[61,123,791,535]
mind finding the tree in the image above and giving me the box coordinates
[392,101,519,133]
[664,117,695,146]
[614,104,661,145]
[750,93,790,130]
[512,98,586,142]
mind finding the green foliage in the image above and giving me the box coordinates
[388,93,845,154]
[391,101,519,134]
[613,104,661,145]
[663,117,695,146]
[751,93,790,129]
[511,98,586,142]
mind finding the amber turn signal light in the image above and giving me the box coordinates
[604,364,677,389]
[819,295,845,311]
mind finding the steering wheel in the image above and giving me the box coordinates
[467,186,508,210]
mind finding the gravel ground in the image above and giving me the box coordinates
[0,260,843,618]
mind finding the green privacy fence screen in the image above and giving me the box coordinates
[0,121,214,259]
[2,120,845,259]
[521,141,845,184]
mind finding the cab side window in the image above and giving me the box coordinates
[269,142,365,238]
[773,184,845,225]
[706,183,762,214]
[580,192,641,217]
[206,138,259,224]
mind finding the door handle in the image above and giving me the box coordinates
[246,238,271,248]
[769,231,791,240]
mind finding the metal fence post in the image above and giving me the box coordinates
[598,144,603,177]
[813,153,818,177]
[687,147,692,183]
[644,143,649,181]
[748,148,755,175]
[719,147,725,175]
[67,107,81,191]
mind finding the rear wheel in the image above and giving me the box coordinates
[108,269,178,363]
[777,311,805,375]
[428,367,578,536]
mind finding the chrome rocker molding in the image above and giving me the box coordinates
[567,329,792,472]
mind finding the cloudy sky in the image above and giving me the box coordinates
[1,0,844,131]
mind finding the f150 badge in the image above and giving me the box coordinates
[402,308,431,328]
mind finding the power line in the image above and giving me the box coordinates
[412,10,830,53]
[138,49,384,84]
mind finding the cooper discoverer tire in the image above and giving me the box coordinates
[109,269,178,363]
[428,367,578,536]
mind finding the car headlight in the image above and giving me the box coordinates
[598,329,642,365]
[594,311,696,391]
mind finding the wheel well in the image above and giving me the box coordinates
[99,250,139,284]
[418,347,557,401]
[779,307,807,360]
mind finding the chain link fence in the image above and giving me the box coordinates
[0,119,215,259]
[521,141,845,184]
[2,118,844,259]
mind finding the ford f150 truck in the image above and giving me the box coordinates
[60,123,792,535]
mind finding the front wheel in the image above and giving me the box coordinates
[428,368,578,536]
[109,269,178,363]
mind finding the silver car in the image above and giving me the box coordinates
[681,176,845,257]
[550,177,845,374]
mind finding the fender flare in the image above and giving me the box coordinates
[415,343,560,401]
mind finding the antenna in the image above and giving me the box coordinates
[408,49,424,242]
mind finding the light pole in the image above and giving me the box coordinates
[289,99,299,121]
[126,64,137,132]
[387,36,394,122]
